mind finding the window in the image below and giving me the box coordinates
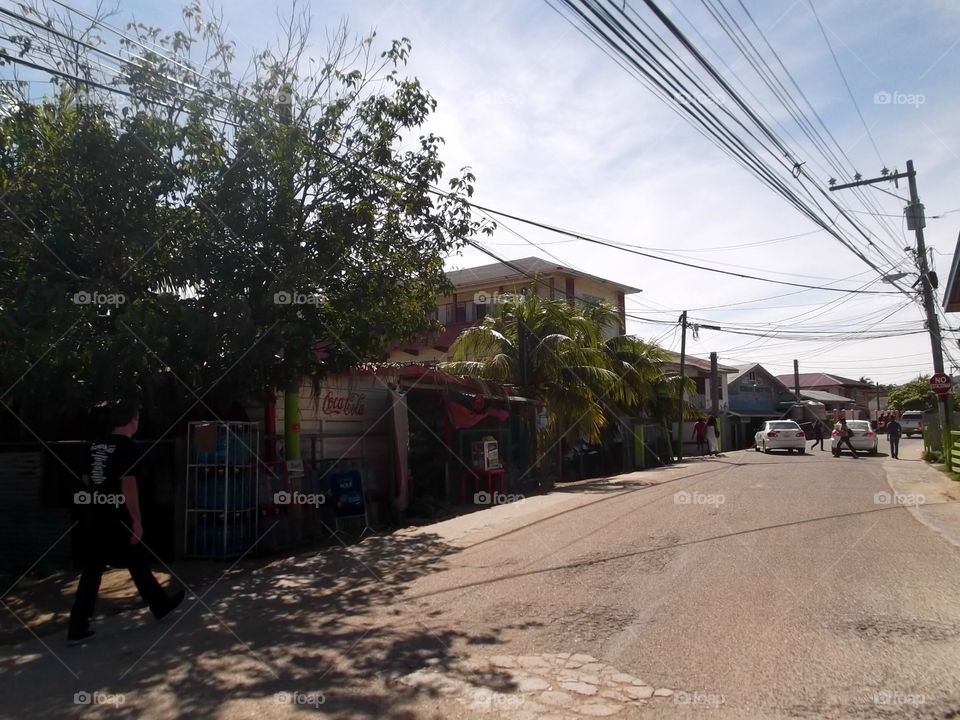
[747,371,756,381]
[475,303,488,320]
[455,304,466,323]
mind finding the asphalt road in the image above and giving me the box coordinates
[2,437,960,719]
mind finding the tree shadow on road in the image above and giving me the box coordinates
[0,531,527,719]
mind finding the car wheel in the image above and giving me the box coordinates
[800,448,806,455]
[763,443,771,454]
[754,443,760,452]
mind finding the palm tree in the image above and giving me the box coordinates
[596,334,695,460]
[442,293,667,443]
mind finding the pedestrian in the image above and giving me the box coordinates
[811,422,825,451]
[833,418,859,458]
[705,414,720,456]
[68,400,184,645]
[887,415,902,459]
[692,417,707,456]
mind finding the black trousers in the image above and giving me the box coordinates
[889,436,900,458]
[812,437,824,450]
[69,534,168,635]
[835,437,858,456]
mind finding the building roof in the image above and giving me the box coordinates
[660,351,738,375]
[774,372,875,389]
[732,363,796,396]
[799,389,856,405]
[446,256,642,295]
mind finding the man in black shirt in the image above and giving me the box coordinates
[67,401,184,645]
[887,416,902,459]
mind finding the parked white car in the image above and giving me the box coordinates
[899,411,924,438]
[831,420,878,456]
[754,420,807,454]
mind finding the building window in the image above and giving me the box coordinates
[455,304,466,323]
[747,371,756,381]
[475,303,488,320]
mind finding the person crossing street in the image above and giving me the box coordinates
[811,422,825,451]
[833,418,859,458]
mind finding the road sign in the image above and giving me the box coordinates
[930,373,952,395]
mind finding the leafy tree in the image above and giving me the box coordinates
[887,375,960,413]
[887,376,935,411]
[1,2,488,438]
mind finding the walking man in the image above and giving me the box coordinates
[68,400,184,645]
[692,417,707,456]
[887,415,902,459]
[811,422,825,451]
[833,418,859,458]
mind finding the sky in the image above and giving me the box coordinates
[10,0,960,385]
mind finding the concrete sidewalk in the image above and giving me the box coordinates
[883,436,960,549]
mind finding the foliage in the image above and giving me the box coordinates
[0,2,488,437]
[886,375,956,413]
[887,376,934,411]
[441,292,684,443]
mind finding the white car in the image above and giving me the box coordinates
[831,420,878,456]
[899,411,924,438]
[754,420,807,454]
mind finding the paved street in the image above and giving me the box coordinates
[3,438,960,719]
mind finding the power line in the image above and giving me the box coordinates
[554,0,913,298]
[804,0,885,168]
[465,201,901,295]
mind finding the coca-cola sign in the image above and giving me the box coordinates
[321,391,366,417]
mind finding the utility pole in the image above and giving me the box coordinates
[876,382,881,416]
[676,311,687,462]
[709,351,719,416]
[793,359,801,406]
[830,160,950,462]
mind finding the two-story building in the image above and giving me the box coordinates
[389,256,641,362]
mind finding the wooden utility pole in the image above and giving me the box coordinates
[793,359,801,407]
[831,160,950,465]
[676,311,687,461]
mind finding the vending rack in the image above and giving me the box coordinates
[184,422,259,558]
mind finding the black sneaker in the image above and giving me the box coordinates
[67,629,95,646]
[155,590,185,621]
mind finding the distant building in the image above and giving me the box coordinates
[389,256,641,362]
[775,372,876,419]
[660,351,737,414]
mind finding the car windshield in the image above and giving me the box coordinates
[847,421,871,431]
[769,422,799,430]
[902,412,922,418]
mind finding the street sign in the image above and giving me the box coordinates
[930,373,952,395]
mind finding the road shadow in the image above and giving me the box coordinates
[0,530,525,719]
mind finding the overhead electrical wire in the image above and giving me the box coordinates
[552,0,915,299]
[803,0,885,168]
[464,201,902,295]
[662,0,906,258]
[721,0,906,262]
